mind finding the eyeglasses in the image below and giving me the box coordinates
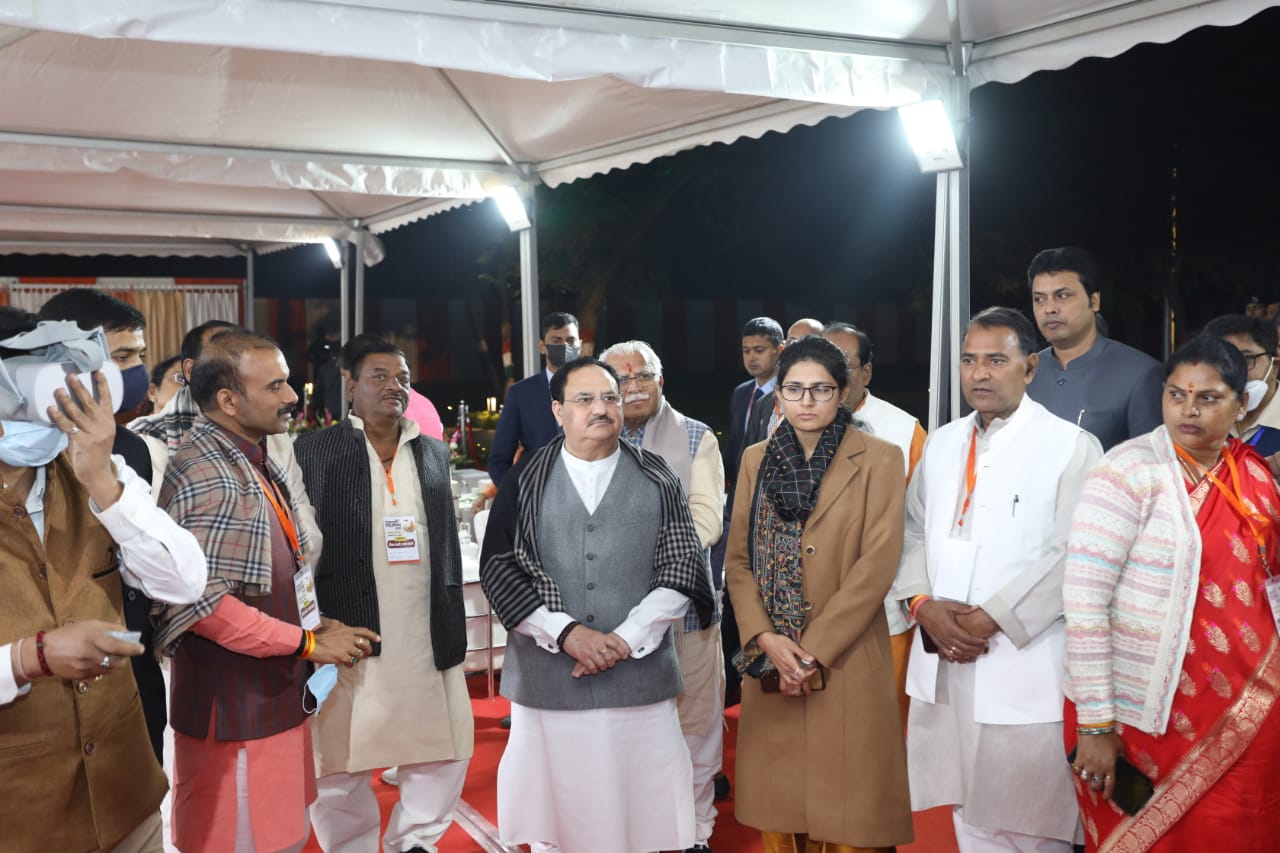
[566,393,622,407]
[1240,350,1273,371]
[778,384,838,402]
[618,372,656,388]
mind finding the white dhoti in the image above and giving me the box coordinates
[907,660,1078,844]
[498,700,694,853]
[674,625,724,847]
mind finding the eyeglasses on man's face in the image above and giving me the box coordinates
[1240,350,1273,371]
[565,393,623,407]
[777,384,838,402]
[617,371,656,388]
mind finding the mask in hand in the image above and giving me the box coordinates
[303,664,339,714]
[544,343,581,368]
[0,420,69,468]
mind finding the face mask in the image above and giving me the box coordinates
[1245,360,1274,413]
[303,664,339,714]
[0,420,69,468]
[544,343,580,368]
[118,363,149,412]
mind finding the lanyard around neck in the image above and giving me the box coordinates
[252,468,302,563]
[1176,443,1270,569]
[957,425,978,527]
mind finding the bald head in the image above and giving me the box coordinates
[787,318,824,342]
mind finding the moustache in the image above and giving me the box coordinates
[623,392,651,404]
[277,406,295,418]
[588,414,615,426]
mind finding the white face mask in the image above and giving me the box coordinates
[1244,359,1275,413]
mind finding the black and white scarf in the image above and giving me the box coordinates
[480,436,714,631]
[760,407,852,523]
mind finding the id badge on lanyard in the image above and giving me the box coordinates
[254,469,320,630]
[384,516,422,563]
[293,564,321,630]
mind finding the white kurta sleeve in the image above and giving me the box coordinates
[0,647,32,706]
[689,431,725,549]
[515,605,577,653]
[892,447,932,619]
[90,454,208,605]
[612,587,690,658]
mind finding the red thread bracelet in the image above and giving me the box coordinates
[34,630,53,677]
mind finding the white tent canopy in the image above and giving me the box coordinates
[1,0,1273,415]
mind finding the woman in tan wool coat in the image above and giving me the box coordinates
[727,336,913,853]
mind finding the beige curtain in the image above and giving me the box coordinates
[127,289,186,368]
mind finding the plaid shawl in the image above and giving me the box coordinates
[480,436,714,631]
[129,385,199,454]
[153,416,312,655]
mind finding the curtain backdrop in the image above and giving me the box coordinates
[183,286,241,331]
[0,278,242,365]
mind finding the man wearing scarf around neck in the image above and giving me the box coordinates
[480,356,714,853]
[601,340,725,853]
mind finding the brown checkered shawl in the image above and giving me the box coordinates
[479,436,715,631]
[154,416,313,655]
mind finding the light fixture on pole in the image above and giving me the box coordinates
[488,185,532,232]
[898,99,964,173]
[321,237,343,269]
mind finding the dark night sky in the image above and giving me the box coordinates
[7,7,1280,346]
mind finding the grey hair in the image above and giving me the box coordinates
[598,339,664,377]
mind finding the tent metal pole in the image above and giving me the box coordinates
[354,230,367,336]
[947,166,971,422]
[519,189,540,379]
[927,172,949,433]
[339,241,351,413]
[943,28,972,424]
[244,249,255,330]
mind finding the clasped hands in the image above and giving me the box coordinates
[756,631,819,697]
[562,624,632,678]
[916,599,998,663]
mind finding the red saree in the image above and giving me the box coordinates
[1066,439,1280,852]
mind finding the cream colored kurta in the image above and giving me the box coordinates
[312,416,474,775]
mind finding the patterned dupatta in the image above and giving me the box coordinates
[1074,439,1280,852]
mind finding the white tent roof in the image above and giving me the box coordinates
[1,0,1273,255]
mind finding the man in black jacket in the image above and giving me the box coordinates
[294,336,472,853]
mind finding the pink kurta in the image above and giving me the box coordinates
[172,596,317,852]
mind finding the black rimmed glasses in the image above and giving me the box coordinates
[777,384,838,402]
[1240,350,1272,371]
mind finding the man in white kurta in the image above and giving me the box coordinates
[893,308,1102,852]
[295,344,474,853]
[480,359,715,853]
[602,340,726,853]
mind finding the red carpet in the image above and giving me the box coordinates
[303,675,959,852]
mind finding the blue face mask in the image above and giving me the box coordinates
[118,363,149,412]
[0,420,69,468]
[304,664,339,714]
